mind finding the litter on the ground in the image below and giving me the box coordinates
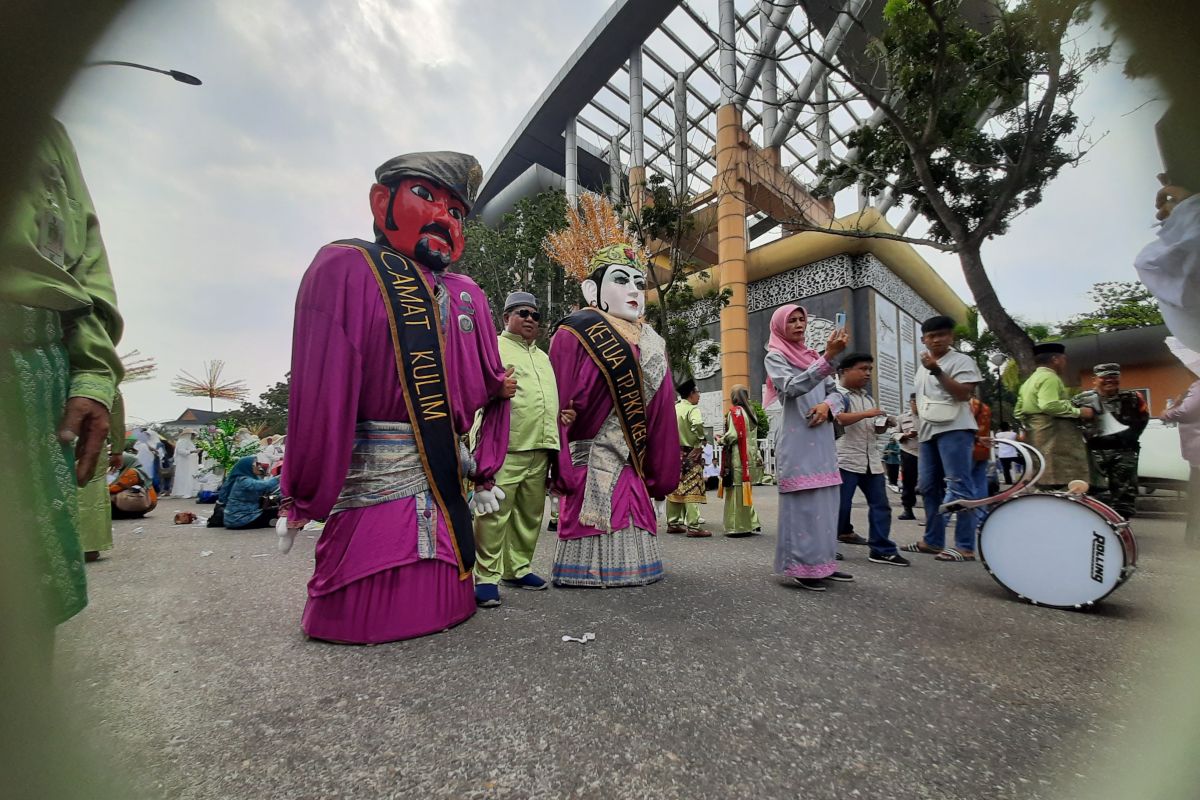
[561,632,596,644]
[132,526,145,534]
[199,550,214,557]
[251,554,271,558]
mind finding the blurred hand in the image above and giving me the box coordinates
[500,366,517,399]
[108,451,124,471]
[1079,406,1096,421]
[807,403,831,428]
[825,328,849,359]
[1156,174,1193,221]
[58,397,110,487]
[559,400,576,427]
[919,351,938,370]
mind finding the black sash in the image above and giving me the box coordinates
[335,239,474,576]
[558,309,650,478]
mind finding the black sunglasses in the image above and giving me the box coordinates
[515,309,541,321]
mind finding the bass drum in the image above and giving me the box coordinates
[977,493,1136,609]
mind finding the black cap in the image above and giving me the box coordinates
[374,151,483,210]
[920,315,956,334]
[1033,342,1066,356]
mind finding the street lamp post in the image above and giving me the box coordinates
[989,353,1008,426]
[84,60,202,85]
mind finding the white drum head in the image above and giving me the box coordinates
[979,494,1127,608]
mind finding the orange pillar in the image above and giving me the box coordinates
[714,103,749,408]
[629,164,647,213]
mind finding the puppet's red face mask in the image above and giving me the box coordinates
[370,177,467,271]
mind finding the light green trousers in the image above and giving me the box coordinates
[666,500,701,527]
[474,449,550,584]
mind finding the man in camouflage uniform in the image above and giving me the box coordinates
[1082,363,1149,518]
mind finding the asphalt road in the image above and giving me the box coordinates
[57,489,1195,800]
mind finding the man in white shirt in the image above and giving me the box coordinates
[834,353,909,566]
[994,423,1021,485]
[901,316,983,562]
[894,393,920,519]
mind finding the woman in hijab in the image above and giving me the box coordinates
[764,304,849,591]
[219,456,281,530]
[719,385,764,537]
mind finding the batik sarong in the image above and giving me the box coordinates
[667,447,707,504]
[0,302,86,624]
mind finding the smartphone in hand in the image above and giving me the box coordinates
[834,311,846,328]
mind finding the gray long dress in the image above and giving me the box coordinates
[764,351,845,579]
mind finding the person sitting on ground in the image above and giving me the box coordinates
[108,453,158,519]
[219,456,281,530]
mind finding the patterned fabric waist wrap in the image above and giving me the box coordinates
[0,301,63,347]
[331,421,430,514]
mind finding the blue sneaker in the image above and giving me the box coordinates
[474,583,501,607]
[502,573,549,591]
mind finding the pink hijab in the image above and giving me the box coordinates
[764,304,820,407]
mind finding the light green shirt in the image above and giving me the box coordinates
[499,330,559,452]
[675,399,706,448]
[1015,367,1081,420]
[0,119,123,408]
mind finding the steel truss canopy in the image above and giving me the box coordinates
[474,0,924,235]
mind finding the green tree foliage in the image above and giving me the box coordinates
[802,0,1108,376]
[458,189,573,347]
[1056,280,1164,337]
[623,173,730,378]
[751,400,770,438]
[194,418,259,476]
[230,376,290,436]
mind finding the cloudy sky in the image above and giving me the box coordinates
[57,0,1165,425]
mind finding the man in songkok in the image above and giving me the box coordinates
[278,151,516,643]
[1014,342,1094,489]
[543,195,681,587]
[666,378,709,537]
[472,291,574,609]
[1079,363,1149,518]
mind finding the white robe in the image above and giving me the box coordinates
[1136,193,1200,353]
[172,435,200,498]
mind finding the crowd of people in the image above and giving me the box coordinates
[6,129,1197,655]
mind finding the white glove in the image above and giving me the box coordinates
[469,485,506,516]
[277,516,299,554]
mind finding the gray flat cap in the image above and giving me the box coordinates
[1093,362,1121,376]
[504,291,538,312]
[375,151,483,210]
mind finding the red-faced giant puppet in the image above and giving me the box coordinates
[368,151,482,271]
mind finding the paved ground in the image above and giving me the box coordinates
[58,489,1194,800]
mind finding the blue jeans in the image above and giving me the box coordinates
[918,430,978,552]
[838,469,898,556]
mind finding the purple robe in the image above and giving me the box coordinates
[548,326,680,539]
[283,243,509,642]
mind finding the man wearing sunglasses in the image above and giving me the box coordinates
[473,292,575,607]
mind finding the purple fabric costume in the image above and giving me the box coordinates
[283,243,509,643]
[548,327,680,540]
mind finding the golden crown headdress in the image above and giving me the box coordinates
[543,193,649,283]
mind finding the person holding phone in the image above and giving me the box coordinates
[833,353,908,566]
[901,316,983,562]
[764,304,851,591]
